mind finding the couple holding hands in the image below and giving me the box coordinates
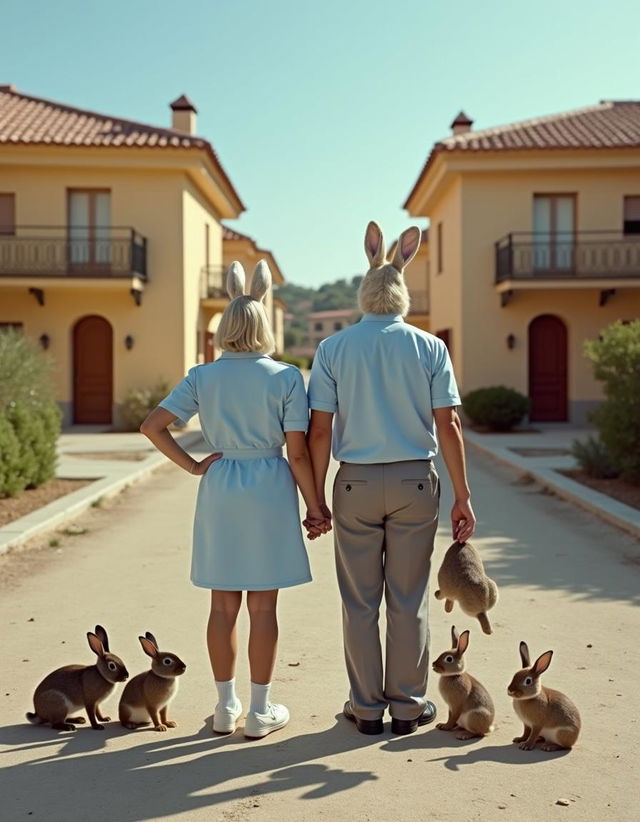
[141,221,476,740]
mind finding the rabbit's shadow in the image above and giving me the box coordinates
[381,730,570,769]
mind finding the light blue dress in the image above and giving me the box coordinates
[159,353,312,591]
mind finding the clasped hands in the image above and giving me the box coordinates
[303,504,332,540]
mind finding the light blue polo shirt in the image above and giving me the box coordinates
[308,314,461,463]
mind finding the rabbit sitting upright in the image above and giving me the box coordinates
[118,632,186,732]
[432,626,495,740]
[26,625,128,730]
[508,641,581,751]
[435,540,498,634]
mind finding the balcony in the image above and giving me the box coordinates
[200,264,228,313]
[0,226,146,282]
[408,289,429,315]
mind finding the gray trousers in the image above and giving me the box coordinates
[333,460,439,721]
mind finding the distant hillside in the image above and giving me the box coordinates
[276,276,362,348]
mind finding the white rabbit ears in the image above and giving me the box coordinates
[225,260,272,302]
[364,221,422,272]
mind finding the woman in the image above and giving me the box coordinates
[141,260,328,739]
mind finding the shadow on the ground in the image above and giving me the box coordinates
[435,452,640,606]
[0,714,379,821]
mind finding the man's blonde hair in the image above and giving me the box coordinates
[216,296,276,354]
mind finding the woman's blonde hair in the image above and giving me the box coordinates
[216,259,275,353]
[216,295,276,354]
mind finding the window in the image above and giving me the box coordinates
[533,194,576,270]
[67,189,111,266]
[437,222,443,273]
[314,322,323,331]
[205,223,210,268]
[623,196,640,235]
[334,322,342,331]
[0,193,15,235]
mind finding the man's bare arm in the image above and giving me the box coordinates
[307,410,334,512]
[434,406,476,542]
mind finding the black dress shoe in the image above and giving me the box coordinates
[391,700,437,736]
[343,701,384,735]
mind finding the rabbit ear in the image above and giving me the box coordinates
[457,630,470,656]
[519,641,531,667]
[87,632,106,658]
[139,636,158,658]
[145,631,159,649]
[226,261,246,299]
[451,625,459,648]
[364,221,386,267]
[390,226,421,272]
[249,260,272,302]
[532,650,553,677]
[94,625,109,652]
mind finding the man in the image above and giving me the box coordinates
[307,221,476,736]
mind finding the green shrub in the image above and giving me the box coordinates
[0,330,61,498]
[571,435,619,479]
[121,379,171,431]
[462,386,529,431]
[584,320,640,483]
[274,353,310,370]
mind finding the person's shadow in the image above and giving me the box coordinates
[1,714,379,821]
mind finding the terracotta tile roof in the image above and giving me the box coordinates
[222,226,253,242]
[222,224,286,284]
[405,100,640,208]
[0,86,244,211]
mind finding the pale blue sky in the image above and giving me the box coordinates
[2,0,639,285]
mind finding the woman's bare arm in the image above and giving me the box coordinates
[140,406,221,475]
[285,430,329,534]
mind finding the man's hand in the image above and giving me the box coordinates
[190,453,223,475]
[451,498,476,543]
[303,504,332,540]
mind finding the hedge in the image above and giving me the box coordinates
[463,385,529,431]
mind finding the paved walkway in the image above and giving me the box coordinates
[1,445,638,821]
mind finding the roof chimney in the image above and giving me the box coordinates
[451,110,473,136]
[0,84,17,93]
[170,94,197,135]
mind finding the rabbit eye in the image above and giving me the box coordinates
[162,657,172,666]
[445,655,454,663]
[524,676,533,686]
[108,661,117,671]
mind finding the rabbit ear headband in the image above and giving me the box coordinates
[364,220,422,272]
[226,260,272,302]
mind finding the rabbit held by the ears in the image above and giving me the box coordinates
[432,626,495,740]
[26,625,128,731]
[118,632,186,732]
[435,540,498,635]
[508,641,581,752]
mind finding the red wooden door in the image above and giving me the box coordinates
[204,331,215,363]
[73,316,113,424]
[528,315,567,421]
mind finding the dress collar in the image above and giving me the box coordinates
[361,313,404,323]
[219,352,271,359]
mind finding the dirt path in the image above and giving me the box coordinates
[1,448,638,822]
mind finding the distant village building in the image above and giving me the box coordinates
[307,308,359,348]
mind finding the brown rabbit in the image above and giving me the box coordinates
[26,625,128,731]
[508,641,581,752]
[118,632,186,732]
[432,626,495,740]
[435,541,498,634]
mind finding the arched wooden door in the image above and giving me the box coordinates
[528,315,568,421]
[73,315,113,424]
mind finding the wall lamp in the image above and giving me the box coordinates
[39,333,51,350]
[124,334,135,350]
[506,333,516,350]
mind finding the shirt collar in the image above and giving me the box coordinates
[219,352,271,359]
[361,313,404,323]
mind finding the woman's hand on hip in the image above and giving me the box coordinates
[190,453,223,475]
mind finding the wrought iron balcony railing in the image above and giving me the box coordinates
[495,231,640,282]
[408,289,429,314]
[0,226,147,280]
[201,264,227,300]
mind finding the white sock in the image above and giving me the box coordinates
[250,682,271,714]
[215,678,238,711]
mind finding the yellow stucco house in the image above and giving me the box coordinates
[405,101,640,422]
[0,85,287,427]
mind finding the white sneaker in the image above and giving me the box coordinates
[213,699,243,734]
[244,703,290,739]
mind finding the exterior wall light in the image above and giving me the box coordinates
[506,333,516,350]
[39,333,51,350]
[125,335,135,350]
